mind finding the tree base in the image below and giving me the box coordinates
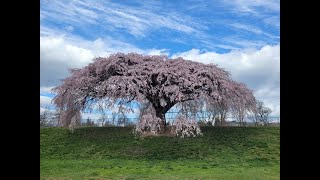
[143,126,176,137]
[142,132,176,137]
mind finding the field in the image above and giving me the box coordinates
[40,126,280,180]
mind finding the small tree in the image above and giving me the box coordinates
[83,117,96,127]
[40,107,50,127]
[98,112,108,127]
[40,104,56,127]
[117,112,129,126]
[254,100,272,126]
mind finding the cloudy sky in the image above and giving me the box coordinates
[40,0,280,119]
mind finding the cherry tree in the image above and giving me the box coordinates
[52,53,256,135]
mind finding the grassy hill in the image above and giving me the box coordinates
[40,126,280,180]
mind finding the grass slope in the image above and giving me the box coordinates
[40,127,280,180]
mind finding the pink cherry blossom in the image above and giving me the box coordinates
[52,53,256,135]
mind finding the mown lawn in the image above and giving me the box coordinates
[40,126,280,180]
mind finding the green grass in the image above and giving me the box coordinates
[40,126,280,180]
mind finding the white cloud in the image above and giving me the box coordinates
[172,44,280,116]
[146,49,170,56]
[224,0,280,14]
[40,95,52,107]
[65,26,74,32]
[40,86,54,94]
[40,26,175,87]
[264,16,280,28]
[254,85,280,116]
[40,0,278,51]
[40,36,94,87]
[222,36,268,49]
[40,0,204,38]
[221,0,280,29]
[229,23,277,39]
[40,36,94,65]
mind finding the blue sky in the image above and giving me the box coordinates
[40,0,280,120]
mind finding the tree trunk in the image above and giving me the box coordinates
[150,98,174,134]
[155,110,166,133]
[220,111,226,127]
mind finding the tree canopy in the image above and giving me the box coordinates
[52,53,256,136]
